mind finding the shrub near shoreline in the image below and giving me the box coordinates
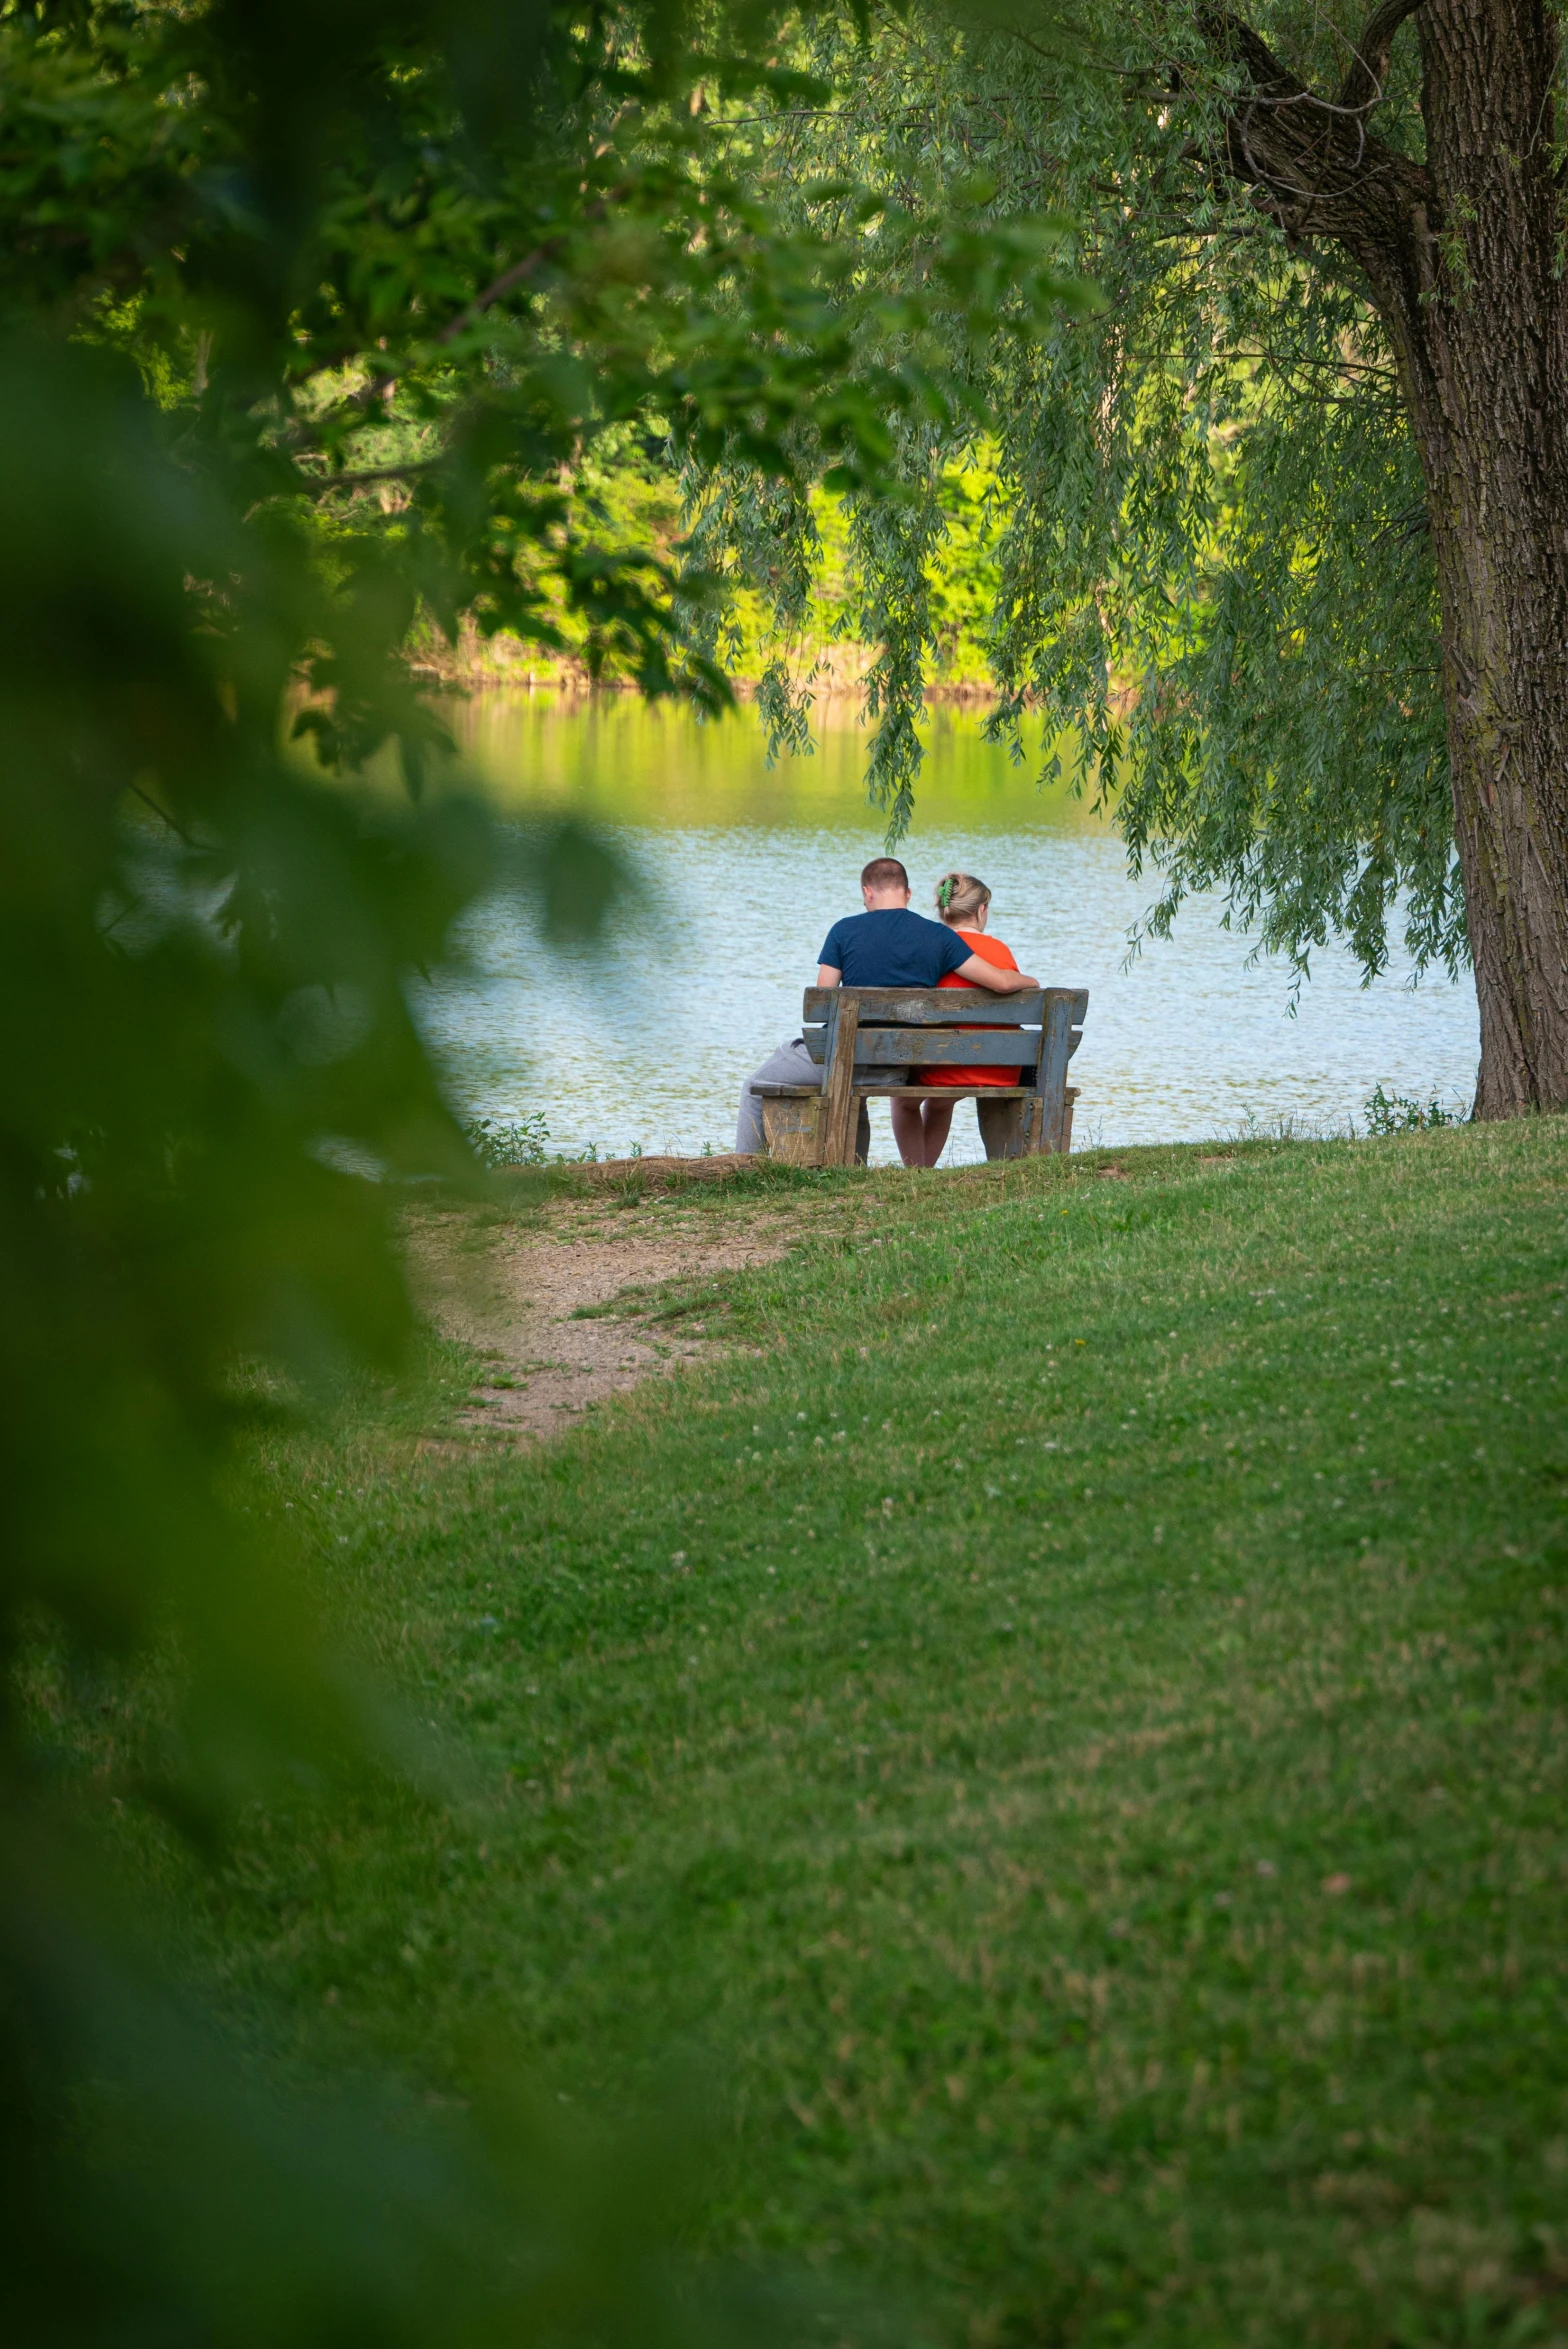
[85,1122,1568,2345]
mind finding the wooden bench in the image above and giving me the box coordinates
[757,985,1087,1167]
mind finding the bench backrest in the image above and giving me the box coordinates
[801,986,1086,1077]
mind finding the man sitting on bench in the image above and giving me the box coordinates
[735,856,1041,1165]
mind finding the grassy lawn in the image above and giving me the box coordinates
[200,1122,1568,2344]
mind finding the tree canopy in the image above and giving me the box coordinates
[692,3,1455,978]
[697,1,1568,1116]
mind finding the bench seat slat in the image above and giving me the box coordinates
[754,1083,1041,1100]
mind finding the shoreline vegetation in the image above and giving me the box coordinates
[406,446,1016,706]
[407,620,1003,702]
[87,1117,1568,2346]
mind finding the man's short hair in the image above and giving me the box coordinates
[861,857,910,893]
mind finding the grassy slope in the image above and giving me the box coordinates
[226,1124,1568,2346]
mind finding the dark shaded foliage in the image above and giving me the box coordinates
[0,2,1077,2337]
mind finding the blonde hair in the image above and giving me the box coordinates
[934,871,991,926]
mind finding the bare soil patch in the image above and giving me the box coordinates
[405,1177,809,1440]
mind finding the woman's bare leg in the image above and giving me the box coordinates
[919,1100,956,1165]
[890,1096,929,1166]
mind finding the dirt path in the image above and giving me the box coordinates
[404,1160,819,1440]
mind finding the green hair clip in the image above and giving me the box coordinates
[937,875,956,913]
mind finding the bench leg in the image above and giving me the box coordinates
[761,1095,822,1164]
[818,992,863,1166]
[977,1095,1030,1160]
[1032,1082,1077,1155]
[1031,992,1078,1155]
[759,1095,870,1164]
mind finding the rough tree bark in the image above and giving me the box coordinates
[1195,0,1568,1117]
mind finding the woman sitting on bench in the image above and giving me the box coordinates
[899,870,1024,1168]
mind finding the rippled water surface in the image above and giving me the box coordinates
[415,693,1479,1163]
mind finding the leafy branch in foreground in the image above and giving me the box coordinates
[0,2,1085,2340]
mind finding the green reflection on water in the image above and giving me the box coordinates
[445,690,1106,835]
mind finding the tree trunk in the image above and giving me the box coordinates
[1407,3,1568,1114]
[1203,0,1568,1115]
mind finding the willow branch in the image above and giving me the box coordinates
[1193,6,1432,257]
[1338,0,1427,115]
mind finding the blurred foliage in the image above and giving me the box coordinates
[0,0,1086,2340]
[692,2,1459,982]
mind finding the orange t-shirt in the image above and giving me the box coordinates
[926,930,1022,1087]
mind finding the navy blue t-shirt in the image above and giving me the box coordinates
[817,908,972,988]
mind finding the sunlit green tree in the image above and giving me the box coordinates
[701,1,1568,1118]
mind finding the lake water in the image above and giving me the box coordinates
[415,693,1480,1164]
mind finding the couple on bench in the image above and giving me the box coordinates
[736,856,1040,1168]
